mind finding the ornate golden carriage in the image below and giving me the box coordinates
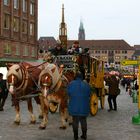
[54,54,105,116]
[88,56,105,116]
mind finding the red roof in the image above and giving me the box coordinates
[67,40,134,50]
[38,37,134,51]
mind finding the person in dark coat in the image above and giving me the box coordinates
[67,72,91,140]
[105,74,120,111]
[67,41,83,55]
[50,42,67,56]
[0,73,8,111]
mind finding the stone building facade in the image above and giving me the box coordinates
[0,0,38,63]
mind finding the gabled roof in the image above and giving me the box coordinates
[38,37,134,51]
[67,40,134,50]
[134,45,140,50]
[38,37,57,47]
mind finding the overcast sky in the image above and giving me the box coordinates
[38,0,140,46]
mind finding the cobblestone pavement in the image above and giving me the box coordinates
[0,86,140,140]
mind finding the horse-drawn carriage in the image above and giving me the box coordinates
[6,53,105,129]
[52,54,105,116]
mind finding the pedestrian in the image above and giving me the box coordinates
[105,74,120,111]
[67,41,83,55]
[0,73,8,111]
[67,72,91,140]
[134,78,139,91]
[50,42,67,56]
[126,78,131,93]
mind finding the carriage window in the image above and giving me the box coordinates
[97,61,102,72]
[93,60,97,76]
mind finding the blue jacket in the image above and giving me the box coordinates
[67,78,91,116]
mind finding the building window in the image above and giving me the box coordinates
[31,47,36,57]
[30,23,34,36]
[14,0,19,9]
[4,44,11,54]
[30,2,34,15]
[102,56,107,60]
[4,0,9,6]
[115,56,120,60]
[13,18,19,32]
[4,14,10,29]
[22,21,27,34]
[15,45,20,55]
[23,46,28,56]
[124,56,127,59]
[23,0,27,12]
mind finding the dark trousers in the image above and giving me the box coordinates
[72,116,87,139]
[0,94,8,110]
[108,94,117,110]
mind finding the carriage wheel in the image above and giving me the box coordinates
[49,102,58,113]
[100,89,105,109]
[90,93,98,116]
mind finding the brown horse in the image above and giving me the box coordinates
[6,62,47,125]
[38,63,75,129]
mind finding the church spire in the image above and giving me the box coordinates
[59,4,67,49]
[62,4,64,23]
[78,20,85,40]
[79,20,84,30]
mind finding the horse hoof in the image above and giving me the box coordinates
[39,126,46,130]
[30,121,36,124]
[38,115,43,119]
[59,126,66,130]
[14,121,20,125]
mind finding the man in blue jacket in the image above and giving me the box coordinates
[67,72,91,140]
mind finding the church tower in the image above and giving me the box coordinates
[59,4,67,50]
[78,20,85,40]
